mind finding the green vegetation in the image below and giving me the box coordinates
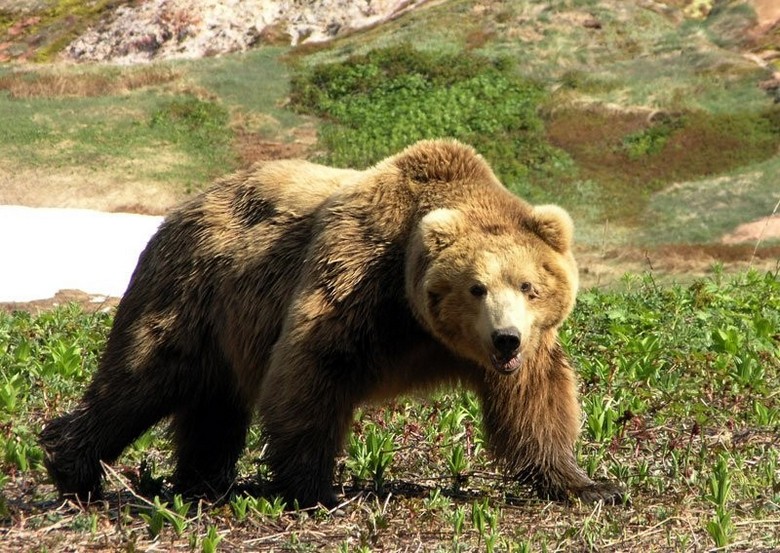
[0,90,234,193]
[643,155,780,244]
[148,95,235,187]
[2,1,778,244]
[2,269,778,550]
[621,117,684,160]
[546,105,780,226]
[0,49,308,207]
[290,44,571,198]
[184,47,303,129]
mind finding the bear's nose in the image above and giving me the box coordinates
[491,327,521,357]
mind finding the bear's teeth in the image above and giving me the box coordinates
[491,353,522,373]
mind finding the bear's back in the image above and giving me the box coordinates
[238,160,363,217]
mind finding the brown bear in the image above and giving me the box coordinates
[40,139,623,507]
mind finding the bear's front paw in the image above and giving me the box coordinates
[572,480,626,505]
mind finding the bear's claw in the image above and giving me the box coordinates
[572,481,627,505]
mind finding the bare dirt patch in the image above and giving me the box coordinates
[722,214,780,245]
[577,243,780,289]
[233,123,318,167]
[751,0,780,28]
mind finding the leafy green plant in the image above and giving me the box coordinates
[254,496,287,519]
[752,400,779,426]
[230,493,252,522]
[69,511,99,534]
[621,117,683,159]
[45,340,84,379]
[290,44,571,197]
[3,438,36,472]
[1,267,779,549]
[201,525,223,553]
[705,455,734,548]
[347,423,395,491]
[446,443,469,490]
[451,504,466,541]
[0,374,20,416]
[584,395,618,443]
[231,492,286,522]
[439,405,468,437]
[140,496,168,538]
[168,494,191,536]
[471,497,500,549]
[140,495,190,538]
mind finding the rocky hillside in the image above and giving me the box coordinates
[0,0,428,63]
[0,1,778,63]
[65,0,430,63]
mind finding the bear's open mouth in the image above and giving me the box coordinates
[490,353,522,374]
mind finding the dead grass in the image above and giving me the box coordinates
[576,243,780,289]
[0,65,180,99]
[0,156,186,215]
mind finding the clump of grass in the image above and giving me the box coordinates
[621,116,683,159]
[0,66,180,99]
[704,454,735,548]
[289,43,572,198]
[139,494,190,538]
[347,423,395,492]
[148,95,237,187]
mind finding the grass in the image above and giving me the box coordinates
[0,90,232,191]
[0,48,309,208]
[0,65,179,99]
[1,268,778,551]
[544,104,780,226]
[640,155,780,245]
[0,65,233,194]
[183,47,305,131]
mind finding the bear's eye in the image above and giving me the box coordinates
[520,282,538,298]
[469,283,487,298]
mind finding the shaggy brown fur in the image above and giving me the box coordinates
[40,139,622,507]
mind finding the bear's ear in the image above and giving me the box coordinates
[420,208,466,252]
[526,205,574,253]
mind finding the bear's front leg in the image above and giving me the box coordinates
[479,341,624,504]
[258,341,355,508]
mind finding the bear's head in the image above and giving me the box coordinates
[406,204,578,374]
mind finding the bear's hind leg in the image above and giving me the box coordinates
[40,351,179,501]
[170,365,251,500]
[40,408,105,501]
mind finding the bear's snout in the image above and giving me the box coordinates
[490,328,523,373]
[491,327,521,357]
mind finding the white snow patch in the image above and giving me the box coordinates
[0,206,162,302]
